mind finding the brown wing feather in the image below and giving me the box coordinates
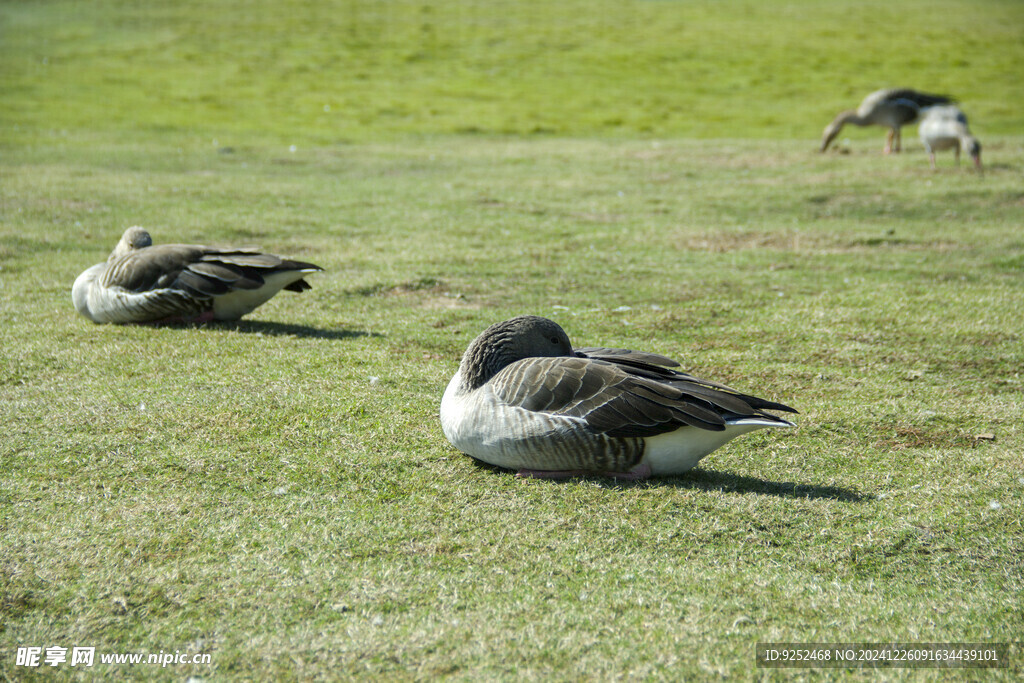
[103,245,321,298]
[574,346,681,368]
[579,347,794,416]
[178,262,264,296]
[491,356,795,440]
[207,252,321,273]
[884,89,955,108]
[204,252,284,268]
[101,245,206,292]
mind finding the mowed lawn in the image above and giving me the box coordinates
[2,0,1023,679]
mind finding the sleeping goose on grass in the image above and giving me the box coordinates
[820,88,954,154]
[918,105,982,172]
[440,315,796,480]
[72,226,322,324]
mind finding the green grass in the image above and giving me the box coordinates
[2,0,1024,680]
[2,0,1023,144]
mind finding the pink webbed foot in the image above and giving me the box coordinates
[516,463,652,481]
[610,463,653,481]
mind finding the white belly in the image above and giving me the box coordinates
[210,270,310,320]
[641,420,782,475]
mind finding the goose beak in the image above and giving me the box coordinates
[973,155,983,175]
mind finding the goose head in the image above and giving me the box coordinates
[820,117,845,152]
[108,226,153,262]
[458,315,574,391]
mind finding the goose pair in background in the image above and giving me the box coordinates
[820,88,954,154]
[441,316,796,480]
[73,227,322,324]
[918,105,982,172]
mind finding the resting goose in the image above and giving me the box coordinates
[918,105,982,172]
[72,226,323,324]
[440,315,796,480]
[821,88,954,154]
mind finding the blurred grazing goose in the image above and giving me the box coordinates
[440,315,797,480]
[918,105,982,172]
[72,226,323,324]
[821,88,954,154]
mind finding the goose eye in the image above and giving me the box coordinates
[550,337,561,345]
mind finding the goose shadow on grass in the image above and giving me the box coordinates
[204,320,382,340]
[468,460,866,502]
[652,468,867,502]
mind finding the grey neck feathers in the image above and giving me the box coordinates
[459,328,519,391]
[836,110,866,126]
